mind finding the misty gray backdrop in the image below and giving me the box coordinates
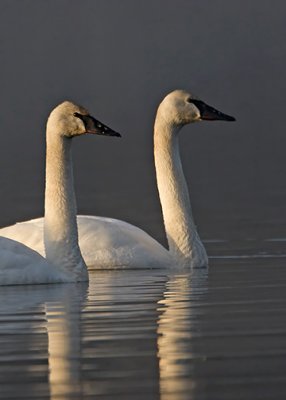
[0,0,285,245]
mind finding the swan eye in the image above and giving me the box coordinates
[73,112,90,122]
[73,112,82,118]
[187,99,205,109]
[187,98,203,106]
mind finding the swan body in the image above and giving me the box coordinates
[0,90,235,270]
[0,237,71,285]
[0,101,120,285]
[0,216,173,269]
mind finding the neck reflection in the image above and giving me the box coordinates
[46,284,87,400]
[157,269,208,400]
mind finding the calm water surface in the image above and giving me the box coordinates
[1,240,286,400]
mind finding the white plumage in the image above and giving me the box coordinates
[0,100,119,284]
[0,237,71,285]
[0,90,235,271]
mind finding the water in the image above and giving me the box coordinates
[1,247,286,400]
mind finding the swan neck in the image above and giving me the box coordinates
[44,131,87,281]
[154,117,205,266]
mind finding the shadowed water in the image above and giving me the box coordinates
[1,252,286,400]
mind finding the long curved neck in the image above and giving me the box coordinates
[154,116,204,266]
[44,130,88,281]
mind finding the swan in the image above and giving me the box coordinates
[0,236,72,285]
[0,101,120,285]
[0,90,235,269]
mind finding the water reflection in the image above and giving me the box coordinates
[0,270,209,400]
[157,269,208,400]
[1,257,286,399]
[81,271,167,399]
[0,283,87,400]
[46,285,87,399]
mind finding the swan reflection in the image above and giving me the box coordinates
[157,269,208,400]
[0,269,208,399]
[0,283,87,399]
[46,284,87,399]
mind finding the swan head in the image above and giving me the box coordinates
[47,101,121,138]
[158,90,235,126]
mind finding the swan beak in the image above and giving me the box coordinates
[74,112,121,137]
[192,100,235,121]
[200,103,235,121]
[85,115,121,137]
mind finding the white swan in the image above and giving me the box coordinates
[0,101,120,285]
[0,237,71,285]
[0,90,235,269]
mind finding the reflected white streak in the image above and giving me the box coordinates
[157,269,208,400]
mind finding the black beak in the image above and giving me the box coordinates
[191,100,235,122]
[74,112,121,137]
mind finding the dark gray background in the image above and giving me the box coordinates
[0,0,285,243]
